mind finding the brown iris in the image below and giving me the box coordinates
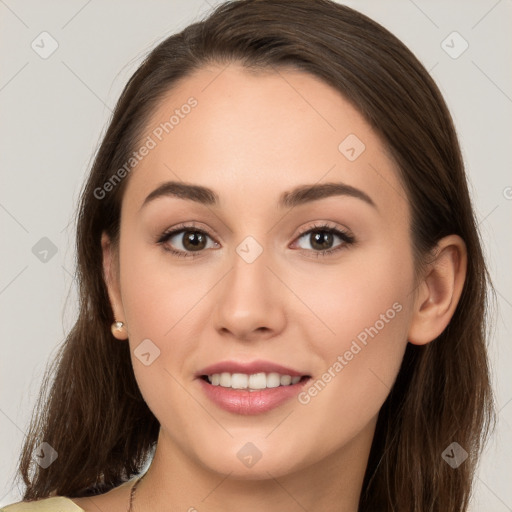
[309,230,334,251]
[182,231,207,251]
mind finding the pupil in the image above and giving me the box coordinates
[311,231,333,250]
[184,231,205,251]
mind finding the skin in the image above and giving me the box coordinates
[72,63,467,512]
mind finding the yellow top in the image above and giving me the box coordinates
[1,476,140,511]
[0,497,84,511]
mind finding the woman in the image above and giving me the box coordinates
[3,0,495,510]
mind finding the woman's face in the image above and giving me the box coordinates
[104,64,419,479]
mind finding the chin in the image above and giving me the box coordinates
[190,436,313,481]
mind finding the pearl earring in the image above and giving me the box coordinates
[111,321,127,338]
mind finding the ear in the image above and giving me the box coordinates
[101,232,128,340]
[408,235,467,345]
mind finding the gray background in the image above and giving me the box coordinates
[0,0,510,509]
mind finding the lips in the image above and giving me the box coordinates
[196,360,308,378]
[196,360,312,415]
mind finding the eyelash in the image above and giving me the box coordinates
[156,222,355,259]
[294,222,355,258]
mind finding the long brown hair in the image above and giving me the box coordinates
[16,1,495,510]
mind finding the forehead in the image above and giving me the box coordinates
[122,63,408,221]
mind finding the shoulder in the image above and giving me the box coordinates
[1,476,139,512]
[1,497,84,511]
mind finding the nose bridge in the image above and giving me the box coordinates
[230,240,268,298]
[212,235,286,338]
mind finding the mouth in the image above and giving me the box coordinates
[195,361,312,415]
[199,372,311,392]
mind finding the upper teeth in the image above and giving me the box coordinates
[207,372,302,390]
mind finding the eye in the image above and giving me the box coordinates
[157,223,219,258]
[293,223,355,257]
[157,222,355,259]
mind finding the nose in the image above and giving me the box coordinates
[212,245,287,342]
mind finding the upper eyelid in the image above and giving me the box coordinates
[159,221,220,241]
[296,222,349,236]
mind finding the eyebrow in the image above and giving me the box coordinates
[140,180,376,211]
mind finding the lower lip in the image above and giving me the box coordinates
[197,377,310,415]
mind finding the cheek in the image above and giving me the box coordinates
[117,240,207,433]
[292,246,413,437]
[119,235,204,340]
[295,242,413,348]
[115,235,200,392]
